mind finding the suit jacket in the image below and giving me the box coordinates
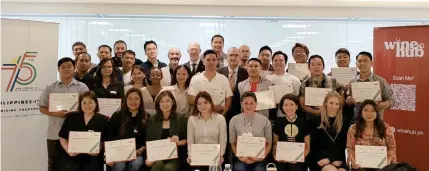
[146,113,187,142]
[216,66,249,88]
[184,60,205,76]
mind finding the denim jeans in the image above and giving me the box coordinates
[113,156,144,171]
[234,161,266,171]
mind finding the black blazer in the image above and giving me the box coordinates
[184,60,205,76]
[216,66,248,88]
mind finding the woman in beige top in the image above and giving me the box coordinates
[141,67,165,115]
[162,65,192,116]
[124,65,146,94]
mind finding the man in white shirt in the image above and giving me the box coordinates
[188,49,233,116]
[161,47,181,86]
[184,42,205,75]
[121,50,136,86]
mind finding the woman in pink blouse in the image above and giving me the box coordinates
[346,99,397,170]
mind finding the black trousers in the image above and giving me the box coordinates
[47,140,61,171]
[58,153,104,171]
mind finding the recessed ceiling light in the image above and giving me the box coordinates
[281,24,310,28]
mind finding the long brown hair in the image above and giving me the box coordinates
[191,91,216,116]
[129,65,147,86]
[154,90,177,120]
[119,88,147,136]
[318,91,343,133]
[355,99,386,139]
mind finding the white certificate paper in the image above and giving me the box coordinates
[269,84,294,104]
[275,142,305,162]
[331,67,357,85]
[190,144,221,166]
[105,138,137,163]
[236,136,266,158]
[254,90,276,110]
[351,81,382,102]
[49,93,79,112]
[146,139,178,162]
[206,89,226,106]
[98,98,121,117]
[288,63,310,81]
[68,131,101,153]
[304,87,331,106]
[355,145,388,168]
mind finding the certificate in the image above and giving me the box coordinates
[351,81,382,102]
[68,131,101,153]
[105,138,137,163]
[190,144,221,166]
[275,142,305,162]
[236,136,266,158]
[254,90,276,110]
[146,139,178,162]
[49,93,79,112]
[331,67,357,85]
[304,87,331,106]
[288,63,310,81]
[206,89,226,106]
[355,145,388,168]
[98,98,121,117]
[269,84,294,103]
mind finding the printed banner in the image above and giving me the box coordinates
[374,25,429,170]
[1,19,59,171]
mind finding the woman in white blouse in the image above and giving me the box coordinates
[162,65,192,116]
[141,67,165,115]
[187,91,227,171]
[124,65,146,94]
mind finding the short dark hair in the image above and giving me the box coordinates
[211,34,224,43]
[114,40,127,48]
[279,94,300,114]
[144,40,157,51]
[146,67,163,86]
[247,58,262,65]
[203,49,217,59]
[130,65,147,86]
[75,52,91,61]
[191,91,216,116]
[154,90,178,119]
[77,91,100,114]
[272,51,288,64]
[335,48,350,57]
[292,43,309,56]
[72,42,86,50]
[308,55,325,68]
[123,50,136,57]
[240,91,257,102]
[98,45,112,53]
[259,45,272,55]
[356,51,373,61]
[171,65,192,88]
[381,162,416,171]
[58,57,75,67]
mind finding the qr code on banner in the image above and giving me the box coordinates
[391,84,416,112]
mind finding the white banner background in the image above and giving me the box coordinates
[1,19,59,171]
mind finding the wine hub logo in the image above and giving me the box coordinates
[384,38,424,58]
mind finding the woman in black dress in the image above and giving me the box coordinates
[310,91,353,171]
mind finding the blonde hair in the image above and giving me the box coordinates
[318,91,343,133]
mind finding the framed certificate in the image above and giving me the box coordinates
[105,138,137,163]
[269,84,294,104]
[48,93,79,112]
[67,131,101,153]
[146,139,178,162]
[206,89,226,106]
[190,144,221,166]
[351,81,382,102]
[275,142,305,162]
[236,136,266,158]
[98,98,121,117]
[287,63,310,81]
[254,90,276,110]
[331,67,357,85]
[355,145,388,168]
[304,87,331,106]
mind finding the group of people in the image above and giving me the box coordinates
[38,34,403,171]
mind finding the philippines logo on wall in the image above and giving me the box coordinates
[1,52,38,92]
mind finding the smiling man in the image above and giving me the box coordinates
[161,47,182,86]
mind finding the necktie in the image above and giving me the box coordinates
[191,63,197,74]
[229,70,236,90]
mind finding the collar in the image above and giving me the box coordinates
[197,112,215,120]
[310,73,327,82]
[228,66,239,74]
[57,78,79,86]
[145,59,160,67]
[246,76,265,84]
[357,72,374,81]
[173,84,188,93]
[190,58,201,65]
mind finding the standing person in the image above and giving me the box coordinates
[291,43,310,81]
[121,50,137,86]
[88,45,123,81]
[258,45,274,77]
[38,57,89,171]
[74,52,95,87]
[273,94,310,171]
[184,42,205,76]
[106,88,148,171]
[91,58,124,99]
[309,91,353,171]
[140,40,167,77]
[161,47,182,86]
[209,34,227,68]
[347,100,397,170]
[58,91,108,171]
[141,67,165,115]
[229,91,273,171]
[72,42,87,59]
[112,40,143,67]
[239,45,251,69]
[145,91,187,171]
[187,91,227,171]
[124,65,147,94]
[163,65,192,115]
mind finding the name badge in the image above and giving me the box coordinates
[110,91,117,94]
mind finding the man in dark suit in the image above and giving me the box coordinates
[184,42,205,76]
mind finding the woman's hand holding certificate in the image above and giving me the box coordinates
[67,131,101,154]
[355,145,388,168]
[236,136,266,158]
[190,144,221,166]
[105,138,137,163]
[275,142,305,163]
[146,139,178,162]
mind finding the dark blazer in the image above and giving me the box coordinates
[216,66,249,88]
[184,60,205,76]
[146,113,187,141]
[106,110,147,149]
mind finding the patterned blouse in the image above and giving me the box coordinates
[346,123,397,166]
